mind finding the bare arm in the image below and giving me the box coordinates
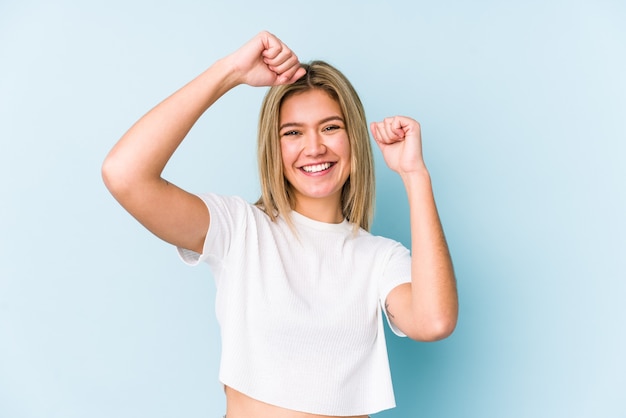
[102,31,305,253]
[371,116,458,341]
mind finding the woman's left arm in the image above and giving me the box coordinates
[371,116,458,342]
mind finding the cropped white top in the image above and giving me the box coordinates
[178,193,412,415]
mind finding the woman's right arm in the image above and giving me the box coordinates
[101,31,305,253]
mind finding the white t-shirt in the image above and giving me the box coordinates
[178,193,412,416]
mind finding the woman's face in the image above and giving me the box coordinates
[279,89,351,219]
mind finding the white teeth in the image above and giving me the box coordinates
[302,163,332,173]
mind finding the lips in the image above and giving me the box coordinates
[300,162,334,173]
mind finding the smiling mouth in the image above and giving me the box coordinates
[300,162,334,173]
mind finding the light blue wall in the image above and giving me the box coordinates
[1,1,624,417]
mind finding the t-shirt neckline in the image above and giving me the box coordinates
[288,210,352,233]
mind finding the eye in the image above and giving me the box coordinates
[323,125,341,132]
[281,130,300,137]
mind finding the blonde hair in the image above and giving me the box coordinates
[255,60,375,231]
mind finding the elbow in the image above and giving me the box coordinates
[406,315,458,342]
[101,155,118,193]
[425,318,457,342]
[101,155,113,189]
[101,153,130,198]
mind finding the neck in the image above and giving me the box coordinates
[293,196,344,224]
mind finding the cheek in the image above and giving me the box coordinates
[279,150,293,184]
[339,137,352,162]
[279,145,288,168]
[280,141,298,166]
[342,140,353,175]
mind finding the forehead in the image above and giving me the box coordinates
[279,89,342,123]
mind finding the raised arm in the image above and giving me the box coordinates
[102,31,305,253]
[370,116,458,341]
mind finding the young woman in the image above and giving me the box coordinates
[102,31,458,418]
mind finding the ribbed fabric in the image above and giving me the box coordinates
[178,193,412,416]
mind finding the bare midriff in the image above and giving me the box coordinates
[224,386,369,418]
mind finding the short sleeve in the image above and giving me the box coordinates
[176,193,248,266]
[378,241,412,337]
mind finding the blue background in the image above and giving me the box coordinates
[1,1,624,417]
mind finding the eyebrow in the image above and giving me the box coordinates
[279,116,345,131]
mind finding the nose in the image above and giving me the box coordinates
[303,131,326,156]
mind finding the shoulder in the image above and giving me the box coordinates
[343,227,409,265]
[197,192,250,209]
[196,193,268,220]
[195,193,278,245]
[354,228,406,250]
